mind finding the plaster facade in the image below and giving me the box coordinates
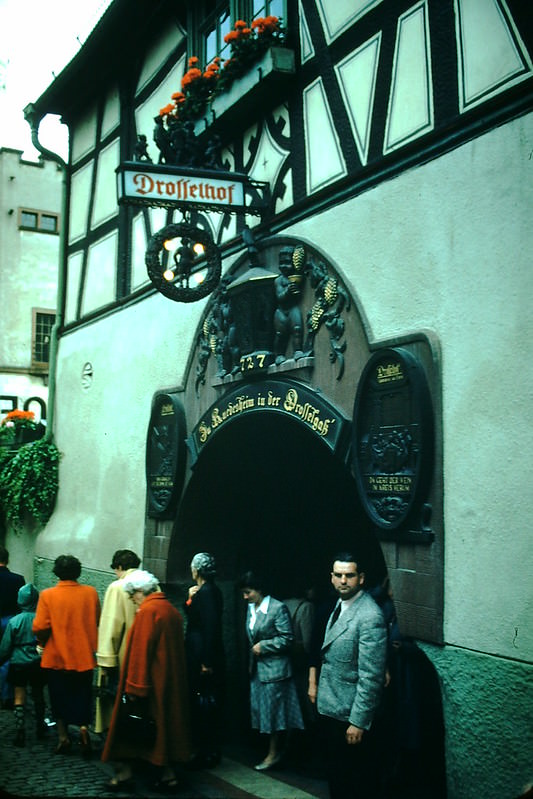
[0,148,61,419]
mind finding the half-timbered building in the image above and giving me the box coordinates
[10,1,532,794]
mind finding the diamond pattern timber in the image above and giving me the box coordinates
[315,0,383,44]
[298,0,315,64]
[454,0,533,112]
[303,77,347,195]
[335,32,382,166]
[383,0,434,155]
[247,114,291,215]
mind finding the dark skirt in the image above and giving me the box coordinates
[46,669,93,726]
[250,674,304,734]
[7,660,47,689]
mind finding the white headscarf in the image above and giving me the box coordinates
[121,569,159,596]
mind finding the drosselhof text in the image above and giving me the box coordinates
[128,172,243,205]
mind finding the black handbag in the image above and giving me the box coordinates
[117,693,157,747]
[196,687,216,720]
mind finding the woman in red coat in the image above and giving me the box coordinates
[102,569,192,791]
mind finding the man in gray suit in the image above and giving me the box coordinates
[311,551,387,798]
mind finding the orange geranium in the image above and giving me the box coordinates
[159,103,176,117]
[252,15,281,35]
[181,67,203,88]
[156,15,285,129]
[1,409,35,426]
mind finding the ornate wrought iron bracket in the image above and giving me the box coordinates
[116,161,269,217]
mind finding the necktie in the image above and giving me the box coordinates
[329,602,341,627]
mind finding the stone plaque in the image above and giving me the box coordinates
[352,348,433,531]
[146,393,187,519]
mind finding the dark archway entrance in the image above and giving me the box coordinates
[167,408,387,742]
[169,409,387,591]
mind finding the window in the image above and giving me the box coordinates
[32,310,55,368]
[19,208,59,234]
[196,0,286,65]
[20,210,38,228]
[202,4,232,64]
[252,0,284,21]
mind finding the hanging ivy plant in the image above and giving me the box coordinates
[0,439,61,528]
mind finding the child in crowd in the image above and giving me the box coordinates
[0,583,46,746]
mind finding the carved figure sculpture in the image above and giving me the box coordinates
[133,134,152,162]
[168,118,186,165]
[180,121,202,167]
[153,115,174,164]
[304,258,350,379]
[195,275,239,391]
[204,134,223,170]
[172,239,195,288]
[370,427,413,473]
[213,276,240,376]
[273,246,306,364]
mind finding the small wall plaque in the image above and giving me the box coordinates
[146,393,187,519]
[352,348,434,532]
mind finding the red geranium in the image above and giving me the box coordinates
[181,67,203,88]
[159,103,176,117]
[1,410,35,426]
[157,15,285,128]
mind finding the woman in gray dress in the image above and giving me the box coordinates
[239,570,304,771]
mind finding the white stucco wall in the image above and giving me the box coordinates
[289,113,533,663]
[36,291,206,570]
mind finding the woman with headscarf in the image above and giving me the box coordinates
[101,569,192,791]
[185,552,225,768]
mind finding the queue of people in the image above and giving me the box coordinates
[0,544,430,798]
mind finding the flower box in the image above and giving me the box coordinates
[195,47,295,137]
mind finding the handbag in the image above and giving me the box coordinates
[195,687,216,719]
[116,693,157,747]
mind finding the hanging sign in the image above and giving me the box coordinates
[116,162,268,215]
[352,348,434,531]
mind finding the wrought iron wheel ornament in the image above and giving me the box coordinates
[145,222,222,303]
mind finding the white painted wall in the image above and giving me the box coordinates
[289,112,533,662]
[36,289,207,570]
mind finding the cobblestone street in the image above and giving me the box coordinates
[0,706,328,799]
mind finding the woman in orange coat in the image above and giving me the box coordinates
[102,569,192,791]
[32,554,100,755]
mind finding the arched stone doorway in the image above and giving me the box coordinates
[169,409,387,589]
[167,406,387,739]
[144,232,445,784]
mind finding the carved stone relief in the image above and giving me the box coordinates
[195,236,351,391]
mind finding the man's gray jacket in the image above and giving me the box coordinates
[316,590,387,730]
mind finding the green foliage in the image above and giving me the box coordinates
[0,439,61,528]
